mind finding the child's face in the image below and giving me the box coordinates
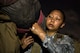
[46,10,64,31]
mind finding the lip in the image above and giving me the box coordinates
[48,24,54,27]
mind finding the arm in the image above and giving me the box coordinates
[42,35,74,53]
[31,23,74,53]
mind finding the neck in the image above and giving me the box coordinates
[47,30,57,36]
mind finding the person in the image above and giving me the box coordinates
[29,9,74,53]
[0,0,42,53]
[0,11,37,53]
[0,11,20,53]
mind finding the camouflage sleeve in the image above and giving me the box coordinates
[43,35,74,53]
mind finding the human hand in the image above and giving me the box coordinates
[21,33,34,49]
[31,23,46,41]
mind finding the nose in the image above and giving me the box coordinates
[50,18,55,22]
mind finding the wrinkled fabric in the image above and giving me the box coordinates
[0,0,17,6]
[43,33,74,53]
[0,22,20,53]
[0,11,20,53]
[1,0,41,28]
[24,33,74,53]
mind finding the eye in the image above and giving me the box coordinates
[55,17,62,21]
[56,18,61,20]
[48,15,53,18]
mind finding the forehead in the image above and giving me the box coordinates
[50,10,63,17]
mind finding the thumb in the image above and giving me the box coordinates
[23,33,27,38]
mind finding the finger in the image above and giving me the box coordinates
[24,38,34,45]
[21,33,27,41]
[24,36,33,42]
[23,33,27,38]
[27,36,33,39]
[25,39,34,44]
[21,33,27,42]
[22,39,34,49]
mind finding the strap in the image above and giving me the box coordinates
[17,10,44,33]
[37,10,44,25]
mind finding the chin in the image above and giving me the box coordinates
[48,28,54,30]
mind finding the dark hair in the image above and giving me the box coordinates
[57,9,65,23]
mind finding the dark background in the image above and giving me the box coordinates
[39,0,80,16]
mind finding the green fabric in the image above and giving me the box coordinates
[31,42,41,53]
[74,40,80,53]
[0,14,20,53]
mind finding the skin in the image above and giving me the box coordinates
[21,33,34,49]
[31,9,65,41]
[46,10,65,36]
[22,9,65,49]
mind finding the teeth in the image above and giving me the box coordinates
[49,24,53,26]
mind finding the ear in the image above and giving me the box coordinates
[60,23,65,28]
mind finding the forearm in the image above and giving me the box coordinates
[42,36,74,53]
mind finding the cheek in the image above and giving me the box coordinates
[47,18,51,22]
[46,19,50,27]
[46,18,50,23]
[54,22,62,27]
